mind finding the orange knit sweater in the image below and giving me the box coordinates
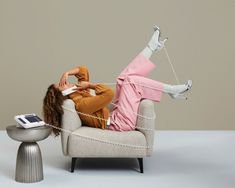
[69,84,114,129]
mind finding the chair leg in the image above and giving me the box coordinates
[137,158,144,173]
[71,157,77,173]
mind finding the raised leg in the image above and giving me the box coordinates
[110,75,164,131]
[71,157,77,173]
[113,53,156,106]
[137,158,144,173]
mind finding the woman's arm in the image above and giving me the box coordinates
[59,66,80,87]
[74,82,114,114]
[75,81,96,91]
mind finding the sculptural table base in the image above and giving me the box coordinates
[15,142,43,183]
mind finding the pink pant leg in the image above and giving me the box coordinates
[109,75,164,131]
[109,52,161,131]
[118,52,156,78]
[113,52,156,106]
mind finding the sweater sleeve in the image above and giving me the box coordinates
[75,84,114,114]
[75,66,90,82]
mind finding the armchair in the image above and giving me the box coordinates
[61,99,156,173]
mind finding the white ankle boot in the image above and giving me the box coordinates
[147,25,168,52]
[169,80,193,100]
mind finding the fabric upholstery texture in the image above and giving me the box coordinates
[61,99,155,158]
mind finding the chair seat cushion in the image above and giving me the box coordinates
[68,127,147,157]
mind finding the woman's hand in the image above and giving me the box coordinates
[59,72,69,87]
[76,81,90,91]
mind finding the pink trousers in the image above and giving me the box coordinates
[109,52,164,131]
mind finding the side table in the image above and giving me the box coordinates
[6,125,52,183]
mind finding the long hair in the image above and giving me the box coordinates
[43,84,66,136]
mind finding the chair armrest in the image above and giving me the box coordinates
[136,99,156,156]
[61,99,82,155]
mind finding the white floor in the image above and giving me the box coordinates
[0,130,235,188]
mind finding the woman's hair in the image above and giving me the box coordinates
[43,84,66,136]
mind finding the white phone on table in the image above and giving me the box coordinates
[14,113,45,129]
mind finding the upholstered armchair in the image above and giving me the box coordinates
[61,99,156,173]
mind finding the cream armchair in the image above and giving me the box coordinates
[61,99,156,173]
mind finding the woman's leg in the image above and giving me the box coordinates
[114,26,166,104]
[141,26,167,59]
[110,75,164,131]
[109,75,192,131]
[113,53,156,107]
[163,81,192,95]
[117,27,162,80]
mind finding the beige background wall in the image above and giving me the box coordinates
[0,0,234,130]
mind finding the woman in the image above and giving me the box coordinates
[43,26,192,136]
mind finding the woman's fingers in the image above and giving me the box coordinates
[59,73,68,87]
[59,79,65,87]
[59,78,64,86]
